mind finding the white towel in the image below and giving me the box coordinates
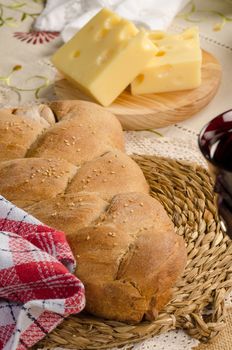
[34,0,190,42]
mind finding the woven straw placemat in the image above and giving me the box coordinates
[194,308,232,350]
[37,155,232,350]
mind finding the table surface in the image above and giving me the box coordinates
[0,1,232,349]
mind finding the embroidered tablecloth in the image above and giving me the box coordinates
[0,1,232,349]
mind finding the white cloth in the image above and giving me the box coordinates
[34,0,190,42]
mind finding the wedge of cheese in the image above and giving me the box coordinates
[131,27,202,95]
[52,8,157,106]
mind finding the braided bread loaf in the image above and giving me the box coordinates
[0,100,186,323]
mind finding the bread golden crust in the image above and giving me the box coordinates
[67,151,149,199]
[0,158,77,205]
[27,101,125,165]
[0,151,149,206]
[27,192,108,236]
[66,192,186,322]
[10,104,56,125]
[0,111,50,161]
[0,100,187,323]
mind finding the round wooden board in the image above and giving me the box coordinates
[55,50,221,130]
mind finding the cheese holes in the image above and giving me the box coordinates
[149,32,165,40]
[96,49,114,65]
[95,28,109,41]
[95,16,121,41]
[73,50,81,58]
[155,50,166,57]
[135,74,145,84]
[104,16,121,29]
[119,29,134,41]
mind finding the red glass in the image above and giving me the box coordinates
[198,110,232,237]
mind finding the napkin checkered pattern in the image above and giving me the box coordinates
[0,196,85,350]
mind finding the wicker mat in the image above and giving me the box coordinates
[195,308,232,350]
[36,155,232,350]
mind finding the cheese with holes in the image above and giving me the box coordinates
[52,8,157,106]
[131,28,202,95]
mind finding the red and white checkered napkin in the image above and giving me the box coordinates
[0,196,85,350]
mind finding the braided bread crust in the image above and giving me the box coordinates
[0,100,186,323]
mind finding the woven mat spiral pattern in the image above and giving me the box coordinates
[36,155,232,350]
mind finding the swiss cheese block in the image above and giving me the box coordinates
[52,8,157,106]
[131,27,202,95]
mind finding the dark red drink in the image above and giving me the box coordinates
[199,110,232,237]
